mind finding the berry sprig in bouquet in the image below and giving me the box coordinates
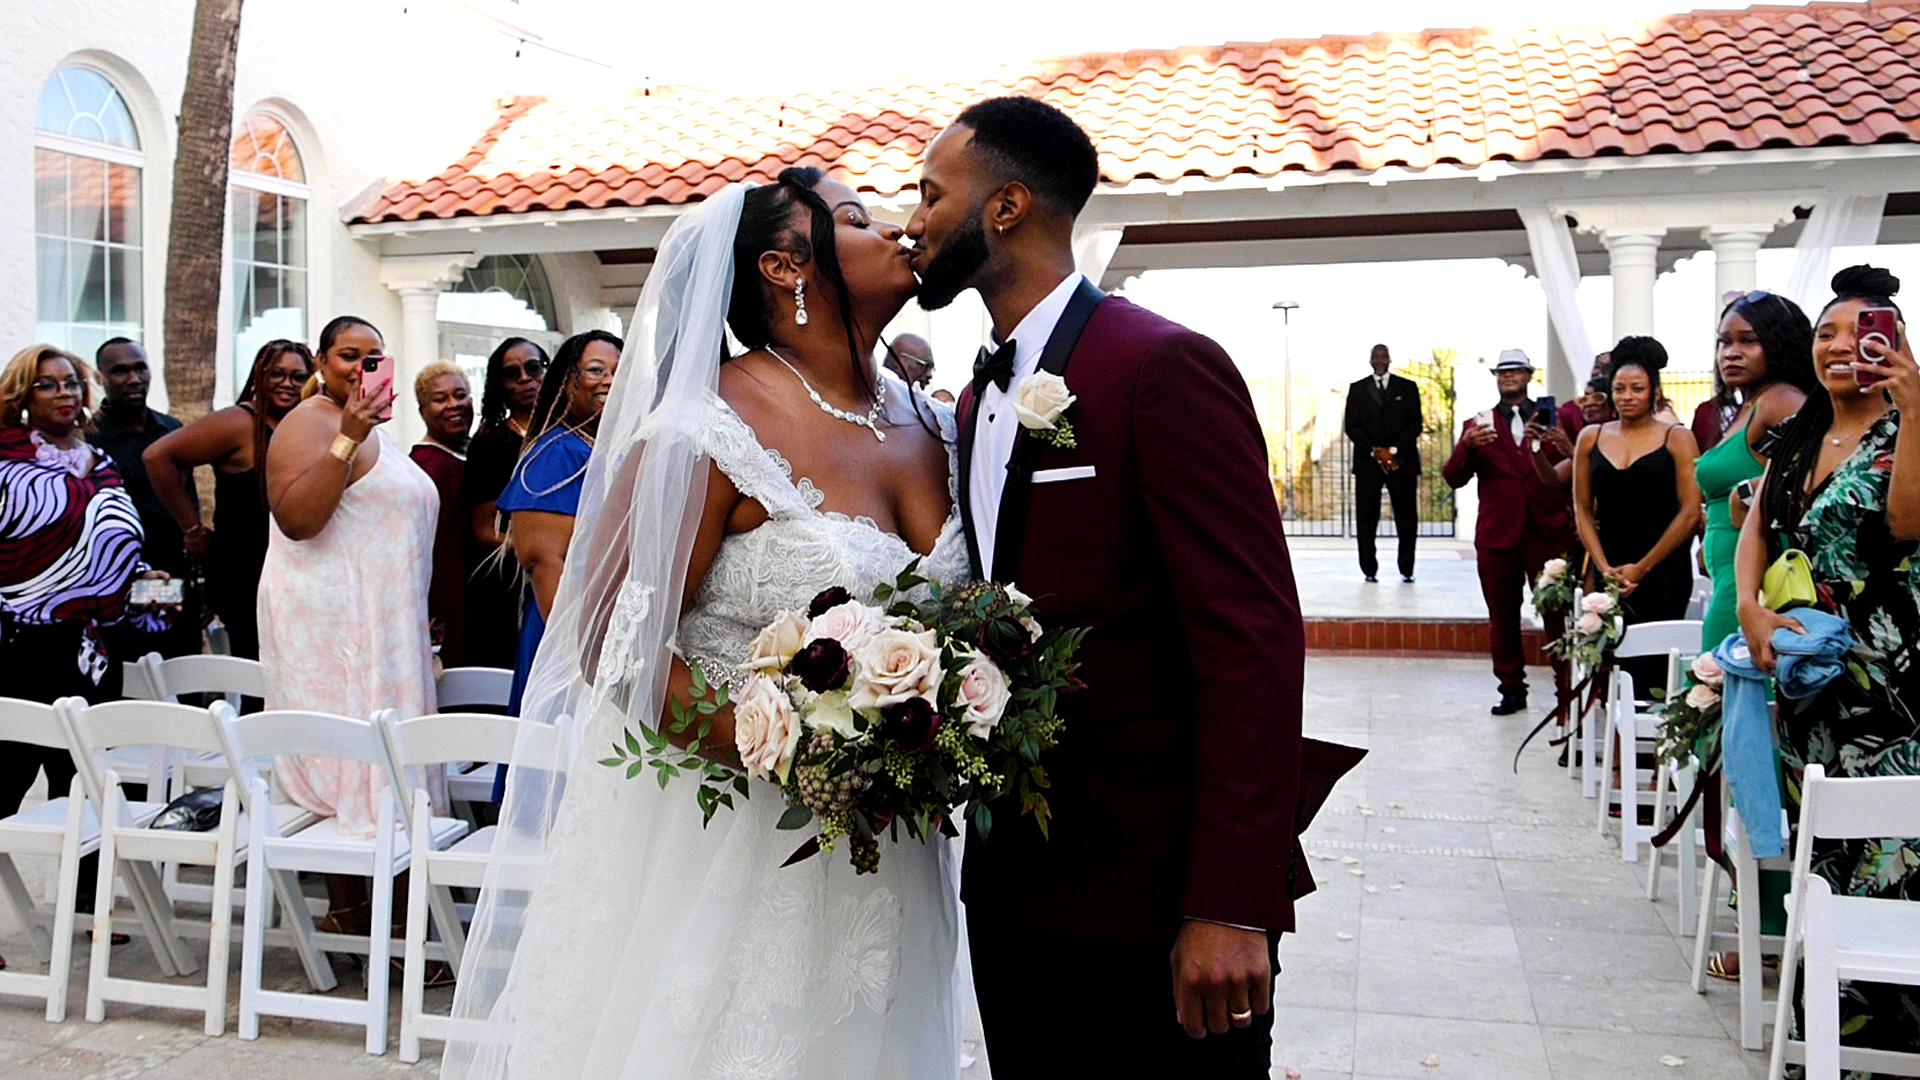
[604,562,1085,873]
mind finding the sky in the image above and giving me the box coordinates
[547,0,1801,94]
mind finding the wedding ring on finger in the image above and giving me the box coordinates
[1230,1009,1254,1025]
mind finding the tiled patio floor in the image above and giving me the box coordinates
[0,656,1764,1079]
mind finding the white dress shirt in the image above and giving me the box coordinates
[968,272,1086,579]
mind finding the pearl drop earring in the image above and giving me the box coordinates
[793,279,809,326]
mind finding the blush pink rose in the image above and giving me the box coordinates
[1575,611,1604,635]
[1690,653,1724,686]
[848,627,942,711]
[1581,592,1615,615]
[809,601,886,654]
[744,610,810,672]
[1685,683,1721,710]
[733,674,802,783]
[955,652,1013,738]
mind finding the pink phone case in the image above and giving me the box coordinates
[1857,307,1900,386]
[359,354,396,420]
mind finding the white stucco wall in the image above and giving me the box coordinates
[4,0,588,411]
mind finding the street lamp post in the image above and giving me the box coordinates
[1272,300,1300,520]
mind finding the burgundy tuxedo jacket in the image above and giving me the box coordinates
[958,290,1307,942]
[1441,403,1574,553]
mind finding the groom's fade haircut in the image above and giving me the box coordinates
[953,96,1099,217]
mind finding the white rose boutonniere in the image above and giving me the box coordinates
[1012,371,1077,449]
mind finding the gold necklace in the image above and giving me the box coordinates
[1826,412,1883,448]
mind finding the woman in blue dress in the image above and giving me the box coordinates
[494,330,623,797]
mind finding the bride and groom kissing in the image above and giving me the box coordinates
[444,96,1343,1080]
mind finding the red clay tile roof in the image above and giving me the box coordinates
[351,1,1920,224]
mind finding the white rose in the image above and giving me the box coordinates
[809,601,886,654]
[1012,372,1076,431]
[1685,683,1721,710]
[744,610,810,672]
[955,652,1013,738]
[803,689,861,740]
[1582,592,1615,615]
[733,674,803,783]
[1540,558,1567,583]
[848,627,943,711]
[1576,611,1604,635]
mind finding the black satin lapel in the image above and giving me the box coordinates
[957,389,985,580]
[989,278,1106,584]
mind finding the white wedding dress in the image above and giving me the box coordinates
[489,392,970,1079]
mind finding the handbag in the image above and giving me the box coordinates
[1762,548,1817,612]
[147,787,224,832]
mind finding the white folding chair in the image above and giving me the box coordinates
[60,698,253,1034]
[0,696,97,1020]
[1596,620,1701,846]
[1691,791,1788,1049]
[1768,764,1920,1080]
[216,703,468,1054]
[146,653,268,714]
[434,667,516,809]
[381,710,562,1062]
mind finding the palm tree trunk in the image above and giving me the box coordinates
[163,0,245,432]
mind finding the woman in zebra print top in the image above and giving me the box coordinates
[0,344,171,967]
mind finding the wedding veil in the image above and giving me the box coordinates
[440,183,748,1077]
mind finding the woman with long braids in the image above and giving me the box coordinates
[144,339,314,658]
[456,336,549,668]
[1736,265,1920,1057]
[496,329,622,716]
[1697,292,1816,653]
[259,316,443,937]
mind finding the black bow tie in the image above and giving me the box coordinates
[973,340,1017,393]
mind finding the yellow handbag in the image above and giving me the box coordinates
[1762,548,1818,612]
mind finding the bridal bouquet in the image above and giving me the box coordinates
[604,563,1085,873]
[1548,581,1625,669]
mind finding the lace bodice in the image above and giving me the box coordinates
[678,393,971,684]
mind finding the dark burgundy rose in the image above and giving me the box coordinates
[882,697,941,752]
[808,587,854,618]
[977,614,1034,667]
[790,638,851,692]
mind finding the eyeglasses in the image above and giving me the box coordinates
[264,369,309,386]
[502,360,547,380]
[31,377,84,395]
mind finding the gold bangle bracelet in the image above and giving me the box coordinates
[328,434,362,464]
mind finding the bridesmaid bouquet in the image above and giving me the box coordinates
[1532,557,1576,620]
[1549,581,1625,669]
[603,563,1086,873]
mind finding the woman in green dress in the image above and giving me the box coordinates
[1697,291,1816,652]
[1737,265,1920,1065]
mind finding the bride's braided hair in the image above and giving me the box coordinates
[1757,264,1903,556]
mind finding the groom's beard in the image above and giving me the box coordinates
[915,212,990,311]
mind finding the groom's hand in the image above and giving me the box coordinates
[1170,919,1272,1039]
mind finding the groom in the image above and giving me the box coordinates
[908,97,1307,1078]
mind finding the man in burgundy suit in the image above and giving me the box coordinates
[907,96,1306,1079]
[1443,350,1575,715]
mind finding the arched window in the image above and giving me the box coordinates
[230,112,309,391]
[439,254,558,331]
[35,67,143,356]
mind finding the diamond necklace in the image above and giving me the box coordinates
[768,349,887,442]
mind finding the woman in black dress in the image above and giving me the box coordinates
[454,337,548,669]
[1572,335,1702,697]
[145,340,313,658]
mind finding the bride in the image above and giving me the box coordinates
[441,173,968,1078]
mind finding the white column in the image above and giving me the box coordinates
[379,253,482,446]
[1545,325,1573,401]
[1704,226,1768,310]
[1602,228,1664,342]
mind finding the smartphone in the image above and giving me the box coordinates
[1530,396,1557,450]
[1857,307,1901,387]
[358,353,396,420]
[129,578,184,607]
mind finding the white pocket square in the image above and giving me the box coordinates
[1031,465,1096,483]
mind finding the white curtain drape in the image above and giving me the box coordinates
[1786,193,1885,310]
[1518,205,1597,388]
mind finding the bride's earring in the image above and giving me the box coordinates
[793,279,809,326]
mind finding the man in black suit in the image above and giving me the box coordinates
[1345,343,1423,582]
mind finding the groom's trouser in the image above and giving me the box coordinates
[969,904,1280,1078]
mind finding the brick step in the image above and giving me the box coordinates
[1306,618,1551,664]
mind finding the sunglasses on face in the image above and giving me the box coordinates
[264,369,309,386]
[32,378,85,394]
[503,360,547,380]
